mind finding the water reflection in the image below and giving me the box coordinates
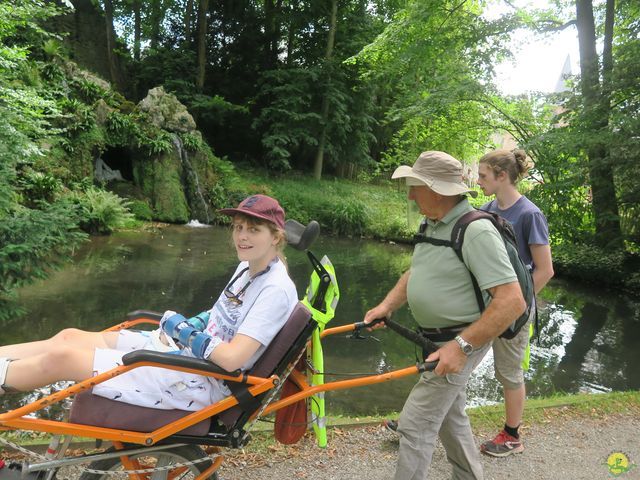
[4,226,639,417]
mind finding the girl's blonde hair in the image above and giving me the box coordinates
[479,149,531,184]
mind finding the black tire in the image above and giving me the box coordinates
[78,444,218,480]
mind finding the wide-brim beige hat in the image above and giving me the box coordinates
[392,151,478,198]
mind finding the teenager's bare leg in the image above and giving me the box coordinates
[504,385,525,428]
[0,329,119,359]
[4,346,96,391]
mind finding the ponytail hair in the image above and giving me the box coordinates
[479,149,531,184]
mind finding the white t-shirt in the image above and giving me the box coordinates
[92,258,298,411]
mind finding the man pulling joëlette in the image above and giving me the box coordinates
[364,151,525,480]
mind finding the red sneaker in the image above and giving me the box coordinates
[480,430,524,457]
[382,419,399,434]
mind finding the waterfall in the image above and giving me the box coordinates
[172,135,211,223]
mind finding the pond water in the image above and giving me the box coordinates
[5,225,640,417]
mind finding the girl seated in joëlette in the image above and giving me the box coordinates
[0,194,298,411]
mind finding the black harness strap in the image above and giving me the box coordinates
[227,384,262,413]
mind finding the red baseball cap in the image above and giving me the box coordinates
[219,194,286,230]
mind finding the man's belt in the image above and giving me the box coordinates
[418,324,471,343]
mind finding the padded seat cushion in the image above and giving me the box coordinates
[69,390,211,436]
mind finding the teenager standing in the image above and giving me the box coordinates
[477,149,554,456]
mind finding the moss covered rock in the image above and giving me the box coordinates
[133,148,190,223]
[137,86,196,133]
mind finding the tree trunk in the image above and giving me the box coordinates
[103,0,123,91]
[264,0,279,68]
[576,0,622,247]
[196,0,209,92]
[286,3,295,66]
[313,0,338,181]
[150,0,162,50]
[133,0,141,61]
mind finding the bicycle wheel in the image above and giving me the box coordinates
[78,444,218,480]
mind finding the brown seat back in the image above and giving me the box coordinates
[218,302,313,428]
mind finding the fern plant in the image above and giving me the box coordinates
[69,187,134,235]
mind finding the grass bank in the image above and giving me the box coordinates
[231,171,493,242]
[230,171,640,293]
[318,390,640,431]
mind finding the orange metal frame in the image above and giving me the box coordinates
[0,317,421,479]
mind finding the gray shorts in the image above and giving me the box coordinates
[492,319,531,390]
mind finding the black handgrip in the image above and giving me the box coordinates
[354,317,386,330]
[383,317,439,355]
[418,360,439,372]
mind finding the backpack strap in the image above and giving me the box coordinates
[412,211,490,315]
[449,210,502,314]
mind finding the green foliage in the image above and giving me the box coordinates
[241,173,410,239]
[0,201,87,321]
[58,97,95,134]
[354,0,516,171]
[68,187,134,235]
[180,131,203,151]
[137,128,174,155]
[16,169,62,206]
[105,110,138,145]
[71,77,107,103]
[128,199,153,221]
[552,243,639,293]
[253,68,323,171]
[188,94,248,126]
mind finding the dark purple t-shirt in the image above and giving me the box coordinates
[481,196,549,270]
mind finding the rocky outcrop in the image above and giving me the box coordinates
[137,87,197,133]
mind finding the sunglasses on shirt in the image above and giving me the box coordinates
[223,266,271,306]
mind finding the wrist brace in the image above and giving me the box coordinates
[186,311,209,331]
[190,332,223,359]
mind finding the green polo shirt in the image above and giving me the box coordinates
[407,198,517,329]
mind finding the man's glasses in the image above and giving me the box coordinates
[223,266,271,306]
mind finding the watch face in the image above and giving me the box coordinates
[456,336,473,355]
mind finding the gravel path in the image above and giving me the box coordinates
[219,413,640,480]
[4,411,637,479]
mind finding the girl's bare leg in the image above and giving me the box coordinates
[4,345,96,391]
[0,329,119,359]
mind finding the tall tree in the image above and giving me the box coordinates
[313,0,338,180]
[132,0,141,61]
[103,0,124,90]
[576,0,622,247]
[196,0,209,92]
[149,0,163,49]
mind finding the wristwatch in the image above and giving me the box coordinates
[454,335,473,355]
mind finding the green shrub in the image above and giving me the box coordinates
[128,199,153,221]
[180,131,203,151]
[17,170,62,205]
[319,198,368,236]
[68,187,134,235]
[552,243,640,293]
[0,201,87,321]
